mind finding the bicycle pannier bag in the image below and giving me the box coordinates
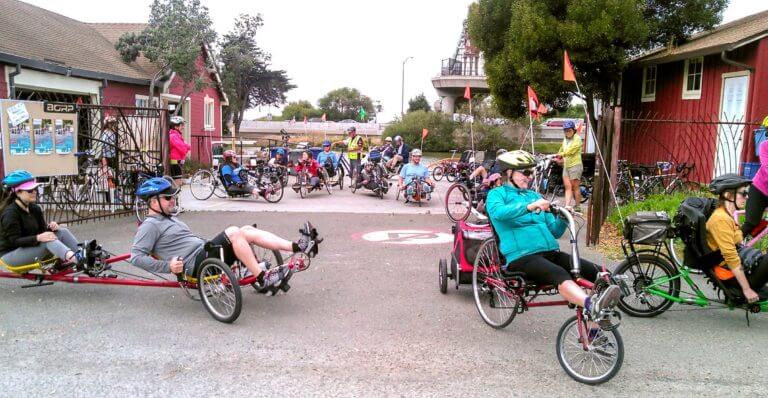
[624,211,672,245]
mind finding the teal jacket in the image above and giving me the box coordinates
[486,184,567,266]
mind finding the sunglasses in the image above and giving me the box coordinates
[517,169,534,177]
[19,189,38,194]
[737,190,749,197]
[159,194,177,201]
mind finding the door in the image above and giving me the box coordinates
[714,72,750,176]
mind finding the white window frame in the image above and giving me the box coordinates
[641,66,656,102]
[682,57,704,100]
[135,94,159,115]
[204,96,215,131]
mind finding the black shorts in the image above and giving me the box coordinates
[169,163,183,178]
[227,183,255,196]
[192,230,237,274]
[506,251,599,287]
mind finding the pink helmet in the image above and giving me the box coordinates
[223,150,236,160]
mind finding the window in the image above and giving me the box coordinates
[682,57,703,99]
[641,66,656,102]
[204,96,215,130]
[135,95,158,115]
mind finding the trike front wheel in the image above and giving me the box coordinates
[197,258,242,323]
[556,315,623,385]
[613,254,679,317]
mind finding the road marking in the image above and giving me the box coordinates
[361,229,452,245]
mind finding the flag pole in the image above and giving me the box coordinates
[469,97,475,155]
[527,110,535,156]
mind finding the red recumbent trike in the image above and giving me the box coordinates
[438,206,630,385]
[0,225,322,324]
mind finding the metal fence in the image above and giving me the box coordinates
[32,104,167,224]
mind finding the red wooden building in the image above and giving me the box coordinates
[619,10,768,181]
[0,0,228,173]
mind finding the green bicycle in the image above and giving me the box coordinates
[612,211,768,318]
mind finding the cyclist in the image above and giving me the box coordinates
[387,135,410,171]
[169,116,191,186]
[469,148,507,182]
[130,177,319,288]
[741,116,768,238]
[358,150,384,190]
[294,151,322,191]
[316,140,339,170]
[556,120,584,212]
[334,127,365,184]
[397,149,434,199]
[268,148,288,168]
[220,150,261,197]
[0,170,88,268]
[379,136,395,160]
[706,174,768,302]
[486,150,621,321]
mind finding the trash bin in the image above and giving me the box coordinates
[742,162,760,179]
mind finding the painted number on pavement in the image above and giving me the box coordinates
[361,229,452,245]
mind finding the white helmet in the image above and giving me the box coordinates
[170,116,185,126]
[411,149,422,156]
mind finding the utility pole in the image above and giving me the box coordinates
[401,56,414,117]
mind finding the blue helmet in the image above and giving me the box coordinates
[322,140,331,147]
[136,177,176,199]
[2,169,35,189]
[276,148,285,155]
[563,120,576,130]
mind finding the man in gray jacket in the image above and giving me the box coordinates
[130,177,318,289]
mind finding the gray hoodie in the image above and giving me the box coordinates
[130,215,206,273]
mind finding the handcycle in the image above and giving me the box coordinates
[351,150,390,199]
[0,225,322,324]
[395,177,431,206]
[460,205,628,384]
[190,163,284,203]
[320,157,345,190]
[294,166,331,198]
[613,210,768,320]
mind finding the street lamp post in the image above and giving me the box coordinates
[401,56,414,117]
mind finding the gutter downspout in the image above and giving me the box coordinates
[99,79,108,105]
[721,50,754,72]
[8,64,21,99]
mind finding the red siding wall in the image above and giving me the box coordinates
[1,63,7,175]
[620,41,765,181]
[102,82,148,107]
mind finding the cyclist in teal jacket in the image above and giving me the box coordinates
[486,150,620,320]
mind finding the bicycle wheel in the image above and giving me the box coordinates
[613,254,680,317]
[446,168,457,183]
[432,166,444,181]
[190,169,215,200]
[134,197,148,223]
[212,179,228,198]
[298,175,308,198]
[337,167,345,190]
[445,183,471,222]
[556,315,624,385]
[249,246,284,293]
[472,239,519,328]
[350,170,358,194]
[197,258,242,323]
[262,179,284,203]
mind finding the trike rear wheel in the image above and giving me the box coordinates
[613,254,679,317]
[556,315,624,385]
[472,239,519,329]
[190,169,215,200]
[197,258,242,323]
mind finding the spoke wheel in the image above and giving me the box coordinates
[472,239,518,328]
[134,198,147,223]
[556,315,624,385]
[445,183,471,222]
[337,167,345,190]
[262,178,284,203]
[197,258,242,323]
[446,169,457,183]
[613,254,679,317]
[432,166,444,181]
[350,170,358,194]
[190,169,215,200]
[249,247,284,293]
[298,175,308,198]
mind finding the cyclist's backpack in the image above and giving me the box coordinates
[673,197,723,269]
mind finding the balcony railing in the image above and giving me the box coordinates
[440,58,484,77]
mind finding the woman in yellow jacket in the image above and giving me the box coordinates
[706,174,768,303]
[556,120,583,212]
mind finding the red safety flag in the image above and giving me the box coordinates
[422,128,429,140]
[463,85,471,100]
[564,50,576,82]
[321,113,327,122]
[527,86,548,121]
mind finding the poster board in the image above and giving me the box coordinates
[1,100,78,177]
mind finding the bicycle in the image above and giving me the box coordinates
[431,149,459,182]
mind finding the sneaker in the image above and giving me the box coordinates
[589,284,622,322]
[261,265,292,288]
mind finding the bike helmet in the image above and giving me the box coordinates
[709,173,751,195]
[3,169,37,192]
[322,140,331,147]
[496,148,508,156]
[104,116,117,125]
[170,116,185,126]
[496,150,535,171]
[136,177,177,199]
[223,150,236,160]
[275,148,285,155]
[763,115,768,128]
[411,149,423,157]
[562,120,576,130]
[385,136,392,142]
[347,126,356,133]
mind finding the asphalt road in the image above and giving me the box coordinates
[1,212,767,397]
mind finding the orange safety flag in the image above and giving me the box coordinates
[464,85,471,100]
[564,50,576,82]
[527,86,548,121]
[422,128,429,140]
[321,113,327,122]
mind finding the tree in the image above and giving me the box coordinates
[317,87,374,121]
[407,93,431,113]
[219,14,295,135]
[281,100,321,121]
[467,0,727,126]
[383,111,458,152]
[116,0,217,114]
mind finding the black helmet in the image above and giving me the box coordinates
[709,173,751,195]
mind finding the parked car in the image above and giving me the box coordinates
[338,119,357,124]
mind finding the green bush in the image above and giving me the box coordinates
[383,111,458,151]
[605,192,691,233]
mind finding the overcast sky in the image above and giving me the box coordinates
[19,0,768,122]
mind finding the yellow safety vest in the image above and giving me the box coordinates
[347,136,364,160]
